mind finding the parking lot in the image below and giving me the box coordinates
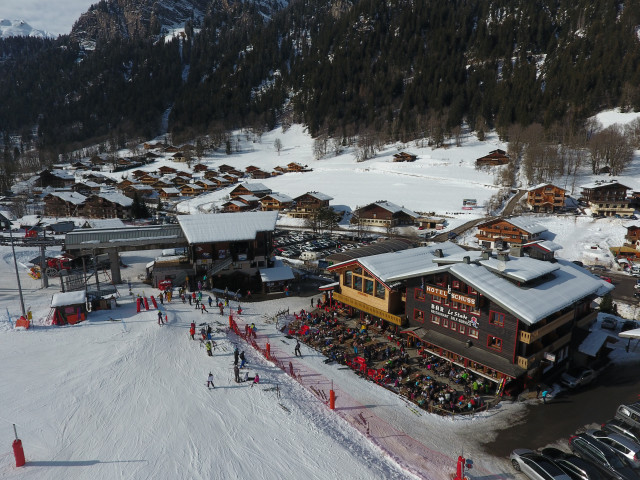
[273,230,375,260]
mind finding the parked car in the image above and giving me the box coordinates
[602,317,618,331]
[603,419,640,445]
[561,367,597,389]
[586,430,640,468]
[621,321,639,333]
[599,276,613,284]
[510,449,572,480]
[616,403,640,431]
[447,231,458,239]
[569,433,638,480]
[542,447,620,480]
[591,265,608,272]
[573,261,585,267]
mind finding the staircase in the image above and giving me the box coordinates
[207,257,233,277]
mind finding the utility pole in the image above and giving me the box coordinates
[39,244,48,288]
[9,228,26,317]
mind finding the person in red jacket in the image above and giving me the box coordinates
[189,322,196,340]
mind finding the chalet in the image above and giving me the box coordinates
[274,166,288,174]
[157,166,178,176]
[0,209,14,230]
[163,145,180,153]
[71,181,102,195]
[475,149,510,167]
[287,162,310,172]
[289,191,333,219]
[229,183,272,199]
[193,164,209,173]
[82,173,115,185]
[521,240,563,262]
[139,173,162,185]
[89,155,108,168]
[160,187,181,199]
[352,201,418,227]
[206,176,231,188]
[203,170,223,181]
[169,211,278,289]
[131,170,147,179]
[475,217,547,249]
[44,192,87,217]
[526,183,567,213]
[260,193,293,211]
[118,179,136,191]
[250,169,272,179]
[194,179,216,191]
[329,243,612,385]
[222,174,241,184]
[222,200,252,212]
[145,152,162,160]
[624,225,640,250]
[167,174,189,186]
[579,180,634,217]
[178,184,203,196]
[82,192,133,219]
[143,142,162,150]
[416,217,446,230]
[152,178,175,191]
[245,165,262,174]
[122,184,154,199]
[218,164,235,173]
[35,169,75,189]
[393,152,417,162]
[172,152,188,163]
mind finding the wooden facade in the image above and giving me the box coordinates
[229,184,272,199]
[475,149,510,167]
[527,184,566,213]
[260,194,293,211]
[82,195,132,219]
[289,192,333,218]
[393,152,417,162]
[625,226,640,249]
[352,202,417,227]
[475,218,544,249]
[579,181,633,217]
[36,170,75,189]
[44,193,85,217]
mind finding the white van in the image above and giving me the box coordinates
[300,251,320,261]
[631,265,640,277]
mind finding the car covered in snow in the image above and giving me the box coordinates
[561,367,597,389]
[601,317,618,331]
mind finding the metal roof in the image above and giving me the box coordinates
[65,224,186,252]
[325,238,415,264]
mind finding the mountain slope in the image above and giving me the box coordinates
[0,19,50,39]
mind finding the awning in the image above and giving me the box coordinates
[578,330,618,357]
[318,282,339,291]
[259,266,295,283]
[51,291,87,308]
[620,327,640,339]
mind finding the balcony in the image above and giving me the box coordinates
[332,291,404,326]
[517,332,571,370]
[519,310,574,344]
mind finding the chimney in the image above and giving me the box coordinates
[497,252,509,262]
[510,246,523,257]
[434,249,444,258]
[463,256,471,264]
[481,251,491,260]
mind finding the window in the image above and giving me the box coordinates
[442,318,449,328]
[354,267,362,275]
[467,286,477,295]
[468,328,479,339]
[487,335,503,352]
[414,288,425,301]
[435,275,445,287]
[353,276,362,291]
[375,282,385,299]
[414,310,425,323]
[458,325,465,335]
[430,314,440,325]
[344,271,352,288]
[452,280,461,291]
[433,295,441,304]
[450,322,457,331]
[489,311,505,327]
[364,279,374,295]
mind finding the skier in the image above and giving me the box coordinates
[189,323,196,340]
[157,311,164,325]
[251,323,257,338]
[208,296,213,308]
[188,295,192,306]
[201,303,208,314]
[207,372,215,389]
[201,327,206,340]
[159,294,164,305]
[234,346,239,365]
[237,305,242,315]
[164,314,168,324]
[206,341,213,356]
[294,340,301,357]
[239,351,246,368]
[207,324,212,338]
[219,303,224,316]
[234,364,240,383]
[251,373,260,388]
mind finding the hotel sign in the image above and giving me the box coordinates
[424,284,476,307]
[430,303,479,328]
[425,285,447,298]
[450,292,476,307]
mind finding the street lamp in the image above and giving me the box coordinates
[9,228,26,317]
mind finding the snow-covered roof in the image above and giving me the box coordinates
[449,259,613,325]
[47,169,74,180]
[161,187,181,194]
[527,183,566,192]
[0,209,16,220]
[236,183,270,193]
[578,330,617,357]
[370,201,418,218]
[478,255,560,283]
[51,291,86,307]
[495,216,547,235]
[523,239,563,252]
[331,243,465,283]
[238,195,260,202]
[177,211,278,244]
[47,192,87,205]
[259,266,295,283]
[620,328,640,339]
[96,192,133,207]
[263,193,293,203]
[83,218,126,229]
[580,180,631,190]
[302,192,333,201]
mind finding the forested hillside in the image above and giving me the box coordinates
[1,0,639,155]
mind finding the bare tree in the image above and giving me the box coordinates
[313,135,328,160]
[588,126,633,176]
[274,138,283,155]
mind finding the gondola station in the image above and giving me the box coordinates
[328,242,613,385]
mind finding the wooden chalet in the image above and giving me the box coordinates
[579,180,634,217]
[82,192,133,219]
[179,184,203,196]
[131,169,147,179]
[143,142,162,150]
[122,184,154,199]
[274,166,288,174]
[44,192,87,217]
[206,176,231,188]
[393,152,417,162]
[245,165,261,174]
[249,169,271,179]
[218,164,235,173]
[416,217,446,229]
[118,178,136,190]
[203,170,222,181]
[289,191,333,218]
[82,173,116,185]
[168,175,189,186]
[35,169,75,189]
[222,174,241,184]
[139,173,161,185]
[229,183,272,199]
[222,200,252,212]
[352,201,418,227]
[193,164,209,173]
[527,183,567,213]
[260,193,293,211]
[624,225,640,251]
[157,166,178,175]
[160,187,181,199]
[287,162,310,172]
[163,145,180,153]
[195,179,216,191]
[172,152,188,163]
[475,149,510,167]
[71,181,102,195]
[475,217,547,249]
